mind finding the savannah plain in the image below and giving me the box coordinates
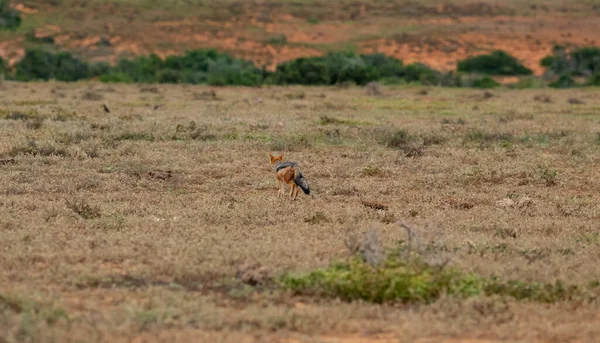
[2,82,600,342]
[2,1,600,343]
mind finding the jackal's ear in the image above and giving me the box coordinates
[268,152,275,163]
[278,154,284,161]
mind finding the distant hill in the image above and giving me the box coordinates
[2,0,600,74]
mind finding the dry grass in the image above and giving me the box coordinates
[2,81,600,342]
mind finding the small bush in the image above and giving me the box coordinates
[2,109,41,121]
[458,50,532,75]
[540,168,558,187]
[14,48,90,81]
[509,77,545,89]
[361,166,382,177]
[25,118,44,130]
[54,52,89,81]
[82,90,103,101]
[278,227,585,304]
[550,75,576,88]
[8,141,68,157]
[386,129,423,157]
[387,129,412,149]
[267,34,287,46]
[25,30,54,44]
[403,63,441,84]
[66,199,101,219]
[0,56,6,75]
[99,72,132,83]
[115,132,155,141]
[14,48,57,81]
[271,56,330,85]
[89,62,110,77]
[541,46,600,86]
[464,130,514,144]
[587,73,600,86]
[270,52,404,86]
[471,76,500,89]
[0,0,21,30]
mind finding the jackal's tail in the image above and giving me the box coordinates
[293,167,310,195]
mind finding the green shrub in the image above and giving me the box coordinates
[0,0,21,30]
[99,72,132,83]
[206,61,263,86]
[113,54,162,83]
[89,62,110,77]
[14,48,90,81]
[361,53,404,78]
[326,52,374,85]
[0,56,6,75]
[270,52,405,86]
[458,50,532,75]
[271,56,330,85]
[550,75,576,88]
[278,237,585,304]
[402,63,441,84]
[157,68,181,83]
[509,77,545,89]
[54,52,89,81]
[279,256,484,304]
[569,47,600,75]
[15,48,57,81]
[588,73,600,86]
[108,49,264,86]
[471,75,500,89]
[541,46,600,79]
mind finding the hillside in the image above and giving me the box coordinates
[2,0,600,74]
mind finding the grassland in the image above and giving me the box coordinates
[2,81,600,342]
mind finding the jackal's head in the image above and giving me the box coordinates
[268,152,284,167]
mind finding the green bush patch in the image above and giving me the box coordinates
[458,50,532,76]
[278,228,589,304]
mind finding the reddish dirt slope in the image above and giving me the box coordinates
[3,2,600,74]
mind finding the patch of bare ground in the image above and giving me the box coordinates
[2,82,600,341]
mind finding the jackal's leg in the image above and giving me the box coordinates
[294,187,299,200]
[277,179,283,198]
[289,184,296,199]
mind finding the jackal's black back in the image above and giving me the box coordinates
[275,161,297,172]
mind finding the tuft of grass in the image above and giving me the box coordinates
[266,34,288,46]
[319,115,372,127]
[361,166,382,177]
[12,100,56,106]
[0,293,69,326]
[464,130,514,146]
[52,108,79,121]
[540,168,558,187]
[305,212,330,225]
[307,16,320,24]
[1,109,42,121]
[25,118,44,130]
[66,199,101,219]
[56,132,93,145]
[422,133,446,146]
[269,134,312,151]
[82,90,104,101]
[8,141,68,157]
[384,129,423,157]
[115,132,155,141]
[387,129,411,148]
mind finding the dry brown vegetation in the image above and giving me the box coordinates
[2,81,600,342]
